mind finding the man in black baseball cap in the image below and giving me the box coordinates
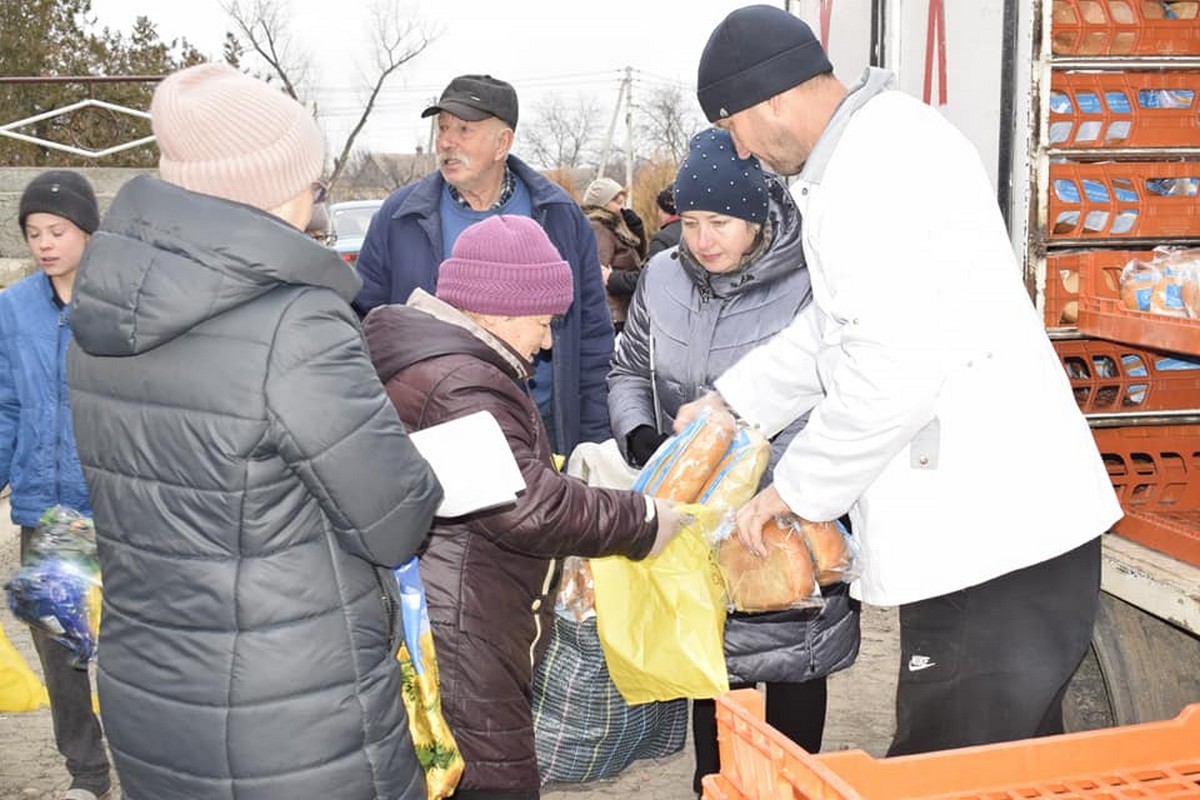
[354,69,617,510]
[421,74,518,130]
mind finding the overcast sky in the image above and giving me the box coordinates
[88,0,768,155]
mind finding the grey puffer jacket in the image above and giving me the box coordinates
[67,176,443,800]
[608,176,860,684]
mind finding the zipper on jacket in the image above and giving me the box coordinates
[54,308,67,507]
[806,609,818,677]
[375,567,399,651]
[529,558,557,669]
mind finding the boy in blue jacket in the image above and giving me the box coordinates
[1,170,111,800]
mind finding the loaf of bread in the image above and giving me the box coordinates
[801,520,851,586]
[1151,270,1189,317]
[635,411,736,502]
[717,517,816,612]
[697,426,770,510]
[1120,260,1158,312]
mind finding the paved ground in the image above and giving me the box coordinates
[0,507,899,799]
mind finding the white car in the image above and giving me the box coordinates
[329,199,384,266]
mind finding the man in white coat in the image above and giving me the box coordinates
[680,4,1123,756]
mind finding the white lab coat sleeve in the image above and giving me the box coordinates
[714,303,824,438]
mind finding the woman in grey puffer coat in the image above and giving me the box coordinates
[66,64,443,800]
[607,129,860,793]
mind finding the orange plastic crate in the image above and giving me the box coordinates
[1054,337,1200,411]
[1075,248,1200,353]
[702,688,1200,800]
[1044,256,1080,327]
[1050,71,1200,148]
[1049,162,1200,239]
[1092,424,1200,566]
[1052,0,1200,55]
[1044,250,1154,327]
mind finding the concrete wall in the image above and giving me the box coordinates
[0,167,152,286]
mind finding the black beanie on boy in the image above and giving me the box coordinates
[697,5,834,123]
[18,170,100,235]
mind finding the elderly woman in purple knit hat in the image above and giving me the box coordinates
[362,214,686,800]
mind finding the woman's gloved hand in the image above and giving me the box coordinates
[626,425,669,468]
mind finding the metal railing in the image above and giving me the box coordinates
[0,75,163,159]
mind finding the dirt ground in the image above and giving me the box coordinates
[0,505,900,800]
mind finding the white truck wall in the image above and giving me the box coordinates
[791,0,1008,193]
[791,0,876,85]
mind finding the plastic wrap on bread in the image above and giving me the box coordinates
[633,408,738,502]
[717,516,820,612]
[716,516,861,612]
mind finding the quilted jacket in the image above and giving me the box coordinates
[364,292,657,792]
[68,176,442,800]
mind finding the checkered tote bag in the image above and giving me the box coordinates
[532,613,687,784]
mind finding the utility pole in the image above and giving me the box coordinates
[623,66,634,204]
[597,76,627,182]
[425,96,438,155]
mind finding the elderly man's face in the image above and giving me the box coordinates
[435,113,509,191]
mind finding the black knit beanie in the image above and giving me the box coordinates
[655,185,677,216]
[18,170,100,235]
[697,5,833,123]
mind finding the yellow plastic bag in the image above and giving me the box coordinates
[0,619,48,712]
[591,504,729,704]
[394,559,464,800]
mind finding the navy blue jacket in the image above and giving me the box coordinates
[0,273,90,527]
[354,155,615,455]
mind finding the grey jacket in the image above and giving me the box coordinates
[608,177,860,684]
[67,176,442,800]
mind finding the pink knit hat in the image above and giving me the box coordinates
[151,63,325,211]
[437,216,574,316]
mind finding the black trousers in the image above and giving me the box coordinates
[889,536,1101,756]
[692,679,828,793]
[20,527,111,794]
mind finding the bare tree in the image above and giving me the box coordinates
[636,84,704,165]
[223,0,310,98]
[222,0,437,188]
[343,148,436,195]
[518,93,602,170]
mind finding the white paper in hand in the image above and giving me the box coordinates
[407,410,526,518]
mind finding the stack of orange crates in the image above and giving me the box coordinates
[1042,0,1200,572]
[701,689,1200,799]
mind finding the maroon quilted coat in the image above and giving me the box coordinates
[363,291,658,793]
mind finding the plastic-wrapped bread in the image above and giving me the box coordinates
[697,426,770,511]
[801,520,853,586]
[717,516,818,612]
[555,556,596,621]
[633,410,736,502]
